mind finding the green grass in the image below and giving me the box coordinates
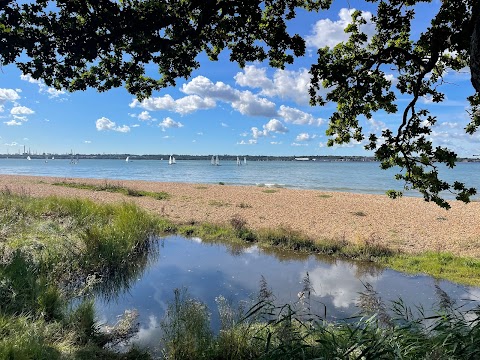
[52,181,171,200]
[3,190,480,357]
[262,189,278,193]
[0,191,159,358]
[208,199,231,207]
[382,251,480,286]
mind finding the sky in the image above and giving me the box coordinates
[0,0,477,157]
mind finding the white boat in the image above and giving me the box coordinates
[126,156,130,162]
[236,156,241,166]
[26,156,31,161]
[172,156,176,164]
[169,155,176,165]
[294,157,310,161]
[211,156,215,165]
[215,155,220,166]
[51,156,54,160]
[244,157,247,165]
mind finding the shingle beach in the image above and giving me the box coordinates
[1,174,479,257]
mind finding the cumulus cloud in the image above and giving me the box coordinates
[95,117,131,133]
[295,133,318,141]
[20,74,66,98]
[84,140,91,144]
[251,119,288,139]
[130,94,215,115]
[235,66,312,105]
[306,8,375,49]
[182,76,277,117]
[10,106,34,115]
[0,88,21,104]
[138,111,152,121]
[4,120,22,126]
[237,139,257,145]
[278,105,324,126]
[159,117,183,131]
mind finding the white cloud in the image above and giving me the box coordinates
[13,115,28,122]
[366,117,386,132]
[20,74,66,98]
[295,133,318,141]
[306,8,375,49]
[278,105,324,126]
[130,94,215,115]
[291,142,308,146]
[182,76,277,117]
[0,88,21,104]
[270,141,283,145]
[0,105,4,113]
[10,106,34,115]
[115,125,130,133]
[221,122,229,127]
[235,66,312,105]
[95,117,131,133]
[131,124,140,128]
[138,111,152,121]
[84,140,92,144]
[159,117,183,131]
[237,139,257,145]
[197,132,203,135]
[4,120,22,126]
[252,119,288,139]
[5,142,18,146]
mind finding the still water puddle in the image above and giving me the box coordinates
[95,236,479,350]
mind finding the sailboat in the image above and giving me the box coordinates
[125,156,130,162]
[236,156,241,166]
[211,156,215,165]
[244,157,247,165]
[51,156,54,160]
[26,156,31,161]
[169,155,176,165]
[215,155,220,166]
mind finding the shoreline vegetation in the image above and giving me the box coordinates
[0,176,480,359]
[1,187,480,358]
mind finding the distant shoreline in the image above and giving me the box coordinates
[1,174,479,259]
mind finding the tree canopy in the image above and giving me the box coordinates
[1,0,479,208]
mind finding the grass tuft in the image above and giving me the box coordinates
[52,181,170,200]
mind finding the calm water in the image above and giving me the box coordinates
[0,158,479,197]
[96,236,479,351]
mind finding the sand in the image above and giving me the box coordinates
[1,174,479,258]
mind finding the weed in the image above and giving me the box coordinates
[262,189,278,194]
[236,202,252,208]
[218,182,225,185]
[208,200,231,207]
[352,211,367,216]
[318,194,332,198]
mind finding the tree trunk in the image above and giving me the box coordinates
[471,12,480,93]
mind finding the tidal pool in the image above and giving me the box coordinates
[95,235,480,351]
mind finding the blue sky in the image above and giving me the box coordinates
[0,0,477,157]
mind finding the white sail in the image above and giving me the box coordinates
[172,156,176,164]
[26,156,31,161]
[169,155,172,165]
[51,156,54,160]
[211,156,215,165]
[236,156,240,165]
[244,157,247,165]
[126,156,130,162]
[215,155,220,166]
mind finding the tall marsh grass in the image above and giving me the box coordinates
[157,279,480,360]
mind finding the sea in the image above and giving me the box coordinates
[0,158,479,199]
